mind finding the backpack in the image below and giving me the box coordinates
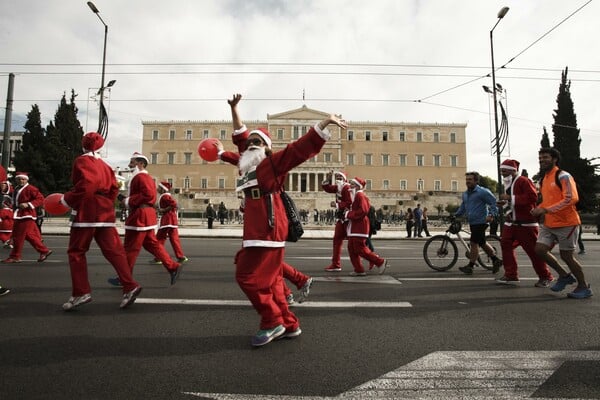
[539,168,562,191]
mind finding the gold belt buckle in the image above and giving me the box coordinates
[250,187,261,199]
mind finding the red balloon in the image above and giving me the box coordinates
[44,193,70,216]
[197,138,221,162]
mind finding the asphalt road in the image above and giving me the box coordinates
[1,235,599,400]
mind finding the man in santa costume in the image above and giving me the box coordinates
[321,170,352,272]
[156,181,188,263]
[118,152,182,285]
[495,159,555,286]
[61,132,142,310]
[220,93,346,346]
[3,172,52,263]
[344,177,388,276]
[0,196,14,248]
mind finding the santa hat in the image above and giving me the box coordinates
[350,176,366,189]
[82,132,105,152]
[15,172,29,180]
[159,181,171,192]
[334,171,347,181]
[130,152,149,164]
[500,159,520,171]
[248,128,272,148]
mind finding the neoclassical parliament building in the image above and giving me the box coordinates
[141,105,467,215]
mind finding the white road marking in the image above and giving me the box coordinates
[135,298,411,308]
[184,351,600,399]
[313,275,402,285]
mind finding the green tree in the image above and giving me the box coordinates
[533,126,552,182]
[549,67,598,211]
[478,175,497,194]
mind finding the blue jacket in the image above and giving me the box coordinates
[455,185,498,225]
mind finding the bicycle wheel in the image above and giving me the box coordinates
[423,235,458,271]
[476,235,501,270]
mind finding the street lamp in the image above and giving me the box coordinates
[87,1,114,138]
[490,6,509,196]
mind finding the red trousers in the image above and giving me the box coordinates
[124,229,178,271]
[282,262,310,297]
[156,227,185,259]
[235,246,299,331]
[10,219,49,259]
[68,227,139,296]
[501,224,553,280]
[329,220,348,267]
[348,237,384,273]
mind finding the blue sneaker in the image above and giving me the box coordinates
[550,274,576,292]
[567,284,593,299]
[251,325,285,347]
[107,277,122,287]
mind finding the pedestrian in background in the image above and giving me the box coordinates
[206,202,216,229]
[405,208,414,238]
[421,207,431,237]
[413,203,423,237]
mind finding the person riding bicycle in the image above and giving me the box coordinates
[454,171,502,275]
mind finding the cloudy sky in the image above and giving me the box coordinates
[1,0,598,179]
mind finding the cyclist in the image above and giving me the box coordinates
[455,171,502,275]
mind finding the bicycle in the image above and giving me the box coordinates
[423,218,501,272]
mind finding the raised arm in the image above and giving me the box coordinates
[228,93,244,130]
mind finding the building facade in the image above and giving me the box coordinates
[141,106,467,217]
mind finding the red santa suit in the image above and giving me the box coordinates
[156,182,186,260]
[499,160,553,281]
[0,204,13,244]
[123,159,179,274]
[322,173,352,270]
[345,177,386,274]
[234,124,329,331]
[62,134,141,297]
[6,174,50,261]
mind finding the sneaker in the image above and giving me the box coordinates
[567,284,593,299]
[37,250,53,262]
[120,286,142,309]
[349,271,367,276]
[297,277,313,303]
[550,274,577,292]
[459,264,473,275]
[492,257,503,274]
[150,258,162,265]
[534,277,555,288]
[286,293,295,305]
[107,276,123,287]
[0,287,10,296]
[578,250,586,255]
[377,259,388,275]
[324,264,342,272]
[3,241,12,249]
[2,258,21,264]
[177,256,189,263]
[495,275,520,285]
[251,324,285,347]
[169,263,183,285]
[62,293,92,311]
[278,327,302,339]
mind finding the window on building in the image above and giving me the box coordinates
[450,132,456,143]
[451,180,458,192]
[220,130,226,140]
[434,132,439,142]
[302,126,308,136]
[152,130,159,140]
[417,179,424,191]
[201,178,207,189]
[167,152,175,164]
[203,129,209,139]
[184,176,191,189]
[400,180,407,190]
[382,154,389,166]
[383,131,388,141]
[293,126,299,139]
[383,179,389,190]
[324,152,332,162]
[450,155,458,167]
[399,154,407,166]
[169,130,175,141]
[347,130,354,141]
[347,153,355,165]
[433,154,441,167]
[366,180,372,190]
[167,178,174,187]
[150,153,158,164]
[277,128,284,140]
[365,131,371,141]
[218,178,225,189]
[184,152,192,165]
[416,154,424,166]
[416,132,423,142]
[365,154,372,166]
[399,131,405,142]
[434,180,441,191]
[186,130,192,140]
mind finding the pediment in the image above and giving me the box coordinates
[268,105,331,121]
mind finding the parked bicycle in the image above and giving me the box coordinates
[423,217,501,271]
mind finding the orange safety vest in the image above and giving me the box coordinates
[538,166,580,228]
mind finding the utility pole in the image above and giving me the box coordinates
[2,73,15,170]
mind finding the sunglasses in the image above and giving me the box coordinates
[246,138,265,147]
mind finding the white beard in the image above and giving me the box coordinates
[502,175,514,189]
[239,146,267,175]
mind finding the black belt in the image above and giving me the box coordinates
[138,204,152,208]
[243,187,268,200]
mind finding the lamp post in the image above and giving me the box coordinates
[87,1,114,137]
[490,6,509,196]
